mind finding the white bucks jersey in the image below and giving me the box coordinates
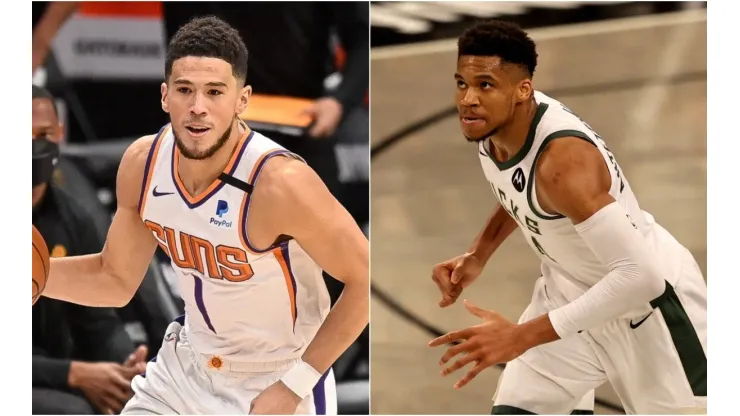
[478,91,658,302]
[138,123,331,362]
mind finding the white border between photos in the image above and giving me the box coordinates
[706,1,732,415]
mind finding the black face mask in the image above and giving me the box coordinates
[32,138,60,187]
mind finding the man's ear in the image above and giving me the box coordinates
[161,82,169,113]
[236,84,252,116]
[516,79,533,103]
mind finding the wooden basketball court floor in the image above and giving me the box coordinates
[369,8,707,415]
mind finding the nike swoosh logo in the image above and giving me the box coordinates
[152,186,174,197]
[629,311,654,329]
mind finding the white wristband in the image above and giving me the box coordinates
[280,359,322,400]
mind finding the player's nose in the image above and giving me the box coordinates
[459,88,480,107]
[189,92,208,115]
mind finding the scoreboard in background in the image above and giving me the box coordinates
[52,2,166,81]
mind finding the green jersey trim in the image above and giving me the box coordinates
[486,102,549,171]
[526,129,593,220]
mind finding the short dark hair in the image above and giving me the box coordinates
[32,85,58,117]
[165,16,249,86]
[457,20,538,77]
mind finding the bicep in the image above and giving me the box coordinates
[273,162,368,284]
[536,138,614,224]
[100,137,159,290]
[100,206,158,291]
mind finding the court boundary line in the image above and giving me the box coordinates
[371,284,627,413]
[371,8,706,413]
[371,8,707,61]
[371,32,706,416]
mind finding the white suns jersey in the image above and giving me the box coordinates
[478,91,680,305]
[138,123,331,363]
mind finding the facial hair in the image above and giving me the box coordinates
[175,118,235,160]
[464,125,500,143]
[463,93,520,143]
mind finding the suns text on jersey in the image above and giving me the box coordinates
[145,220,254,282]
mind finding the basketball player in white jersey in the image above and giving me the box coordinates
[428,20,706,414]
[40,16,368,415]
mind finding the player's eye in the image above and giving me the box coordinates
[480,82,493,89]
[209,90,223,96]
[177,87,191,94]
[456,80,466,89]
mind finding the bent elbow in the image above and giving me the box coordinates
[111,291,136,308]
[99,255,138,307]
[111,271,139,308]
[614,261,666,306]
[637,262,667,303]
[645,270,667,301]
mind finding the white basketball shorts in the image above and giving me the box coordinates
[121,316,337,415]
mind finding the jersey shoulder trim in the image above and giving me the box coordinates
[526,129,594,220]
[238,150,303,255]
[137,123,172,217]
[488,102,549,171]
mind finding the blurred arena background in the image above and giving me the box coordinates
[370,1,706,414]
[32,1,368,414]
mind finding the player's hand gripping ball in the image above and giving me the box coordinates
[32,225,50,305]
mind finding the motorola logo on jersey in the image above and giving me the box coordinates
[512,167,526,192]
[210,200,232,228]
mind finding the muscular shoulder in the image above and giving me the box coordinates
[536,137,607,184]
[116,135,157,209]
[251,153,352,243]
[254,154,326,206]
[535,137,612,223]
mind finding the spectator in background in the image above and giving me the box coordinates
[32,85,147,415]
[32,2,78,74]
[162,2,369,202]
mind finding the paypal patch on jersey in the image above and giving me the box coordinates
[210,200,232,228]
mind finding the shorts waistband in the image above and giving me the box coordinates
[194,352,300,374]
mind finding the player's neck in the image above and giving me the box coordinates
[488,99,537,162]
[177,122,247,196]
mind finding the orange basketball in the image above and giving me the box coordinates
[32,225,50,305]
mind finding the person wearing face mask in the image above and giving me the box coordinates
[32,85,148,415]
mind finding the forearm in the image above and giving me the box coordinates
[328,42,368,112]
[541,202,665,341]
[302,279,368,373]
[468,204,517,263]
[33,2,78,48]
[67,361,97,389]
[327,4,369,112]
[279,277,368,399]
[45,254,133,307]
[46,136,159,308]
[32,355,71,389]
